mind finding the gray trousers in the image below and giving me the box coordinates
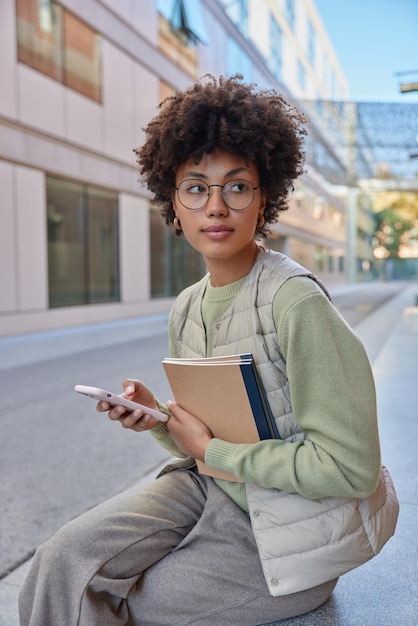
[19,468,337,626]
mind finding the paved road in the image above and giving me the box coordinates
[0,280,409,579]
[0,319,173,579]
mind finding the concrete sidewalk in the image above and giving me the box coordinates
[1,284,417,626]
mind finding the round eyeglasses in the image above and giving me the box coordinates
[175,179,261,211]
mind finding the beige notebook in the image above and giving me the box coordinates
[162,354,278,481]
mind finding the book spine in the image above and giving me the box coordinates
[250,362,281,440]
[239,363,274,440]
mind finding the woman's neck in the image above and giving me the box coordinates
[206,244,260,287]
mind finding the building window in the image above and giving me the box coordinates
[316,93,324,117]
[150,206,206,297]
[16,0,102,102]
[222,0,249,36]
[313,194,326,219]
[330,68,336,100]
[322,52,329,90]
[297,59,306,91]
[315,247,324,272]
[47,177,119,307]
[157,0,208,78]
[226,37,252,79]
[268,16,282,81]
[285,0,295,30]
[307,19,315,65]
[157,0,208,44]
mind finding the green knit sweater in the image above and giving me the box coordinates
[152,275,381,512]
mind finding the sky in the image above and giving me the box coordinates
[314,0,418,103]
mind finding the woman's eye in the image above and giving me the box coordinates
[229,181,250,193]
[186,184,206,194]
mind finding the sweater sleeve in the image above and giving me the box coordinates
[204,277,381,499]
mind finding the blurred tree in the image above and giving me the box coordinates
[372,192,418,258]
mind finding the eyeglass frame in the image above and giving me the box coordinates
[174,178,262,211]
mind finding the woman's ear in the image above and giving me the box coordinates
[256,213,265,229]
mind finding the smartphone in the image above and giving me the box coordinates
[74,385,169,422]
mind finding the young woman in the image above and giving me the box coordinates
[19,75,397,626]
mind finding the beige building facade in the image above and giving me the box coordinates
[0,0,368,336]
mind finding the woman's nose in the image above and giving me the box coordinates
[205,186,229,216]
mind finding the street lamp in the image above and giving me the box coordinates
[396,69,418,93]
[400,82,418,93]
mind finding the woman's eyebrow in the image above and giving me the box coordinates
[181,171,207,179]
[225,167,250,178]
[181,166,250,179]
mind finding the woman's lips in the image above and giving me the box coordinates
[203,225,233,239]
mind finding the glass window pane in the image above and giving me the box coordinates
[182,0,209,44]
[297,60,306,90]
[226,37,252,81]
[223,0,248,35]
[172,234,206,293]
[16,0,63,81]
[286,0,295,29]
[268,17,282,81]
[308,20,316,65]
[47,177,119,307]
[47,178,86,307]
[150,207,172,297]
[156,0,177,22]
[86,188,119,303]
[63,10,102,102]
[315,247,324,272]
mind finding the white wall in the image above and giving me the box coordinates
[18,65,66,136]
[0,161,17,312]
[0,0,17,117]
[133,64,160,155]
[15,167,48,312]
[100,40,160,165]
[98,0,159,46]
[0,164,48,319]
[15,167,48,311]
[248,0,270,58]
[197,9,228,78]
[67,90,103,151]
[102,41,136,163]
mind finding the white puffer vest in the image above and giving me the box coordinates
[170,248,399,596]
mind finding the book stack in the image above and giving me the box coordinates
[162,354,279,481]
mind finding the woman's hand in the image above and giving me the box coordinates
[96,379,162,432]
[166,401,213,461]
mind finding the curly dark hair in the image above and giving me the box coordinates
[135,75,307,238]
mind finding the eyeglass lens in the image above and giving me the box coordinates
[176,179,257,210]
